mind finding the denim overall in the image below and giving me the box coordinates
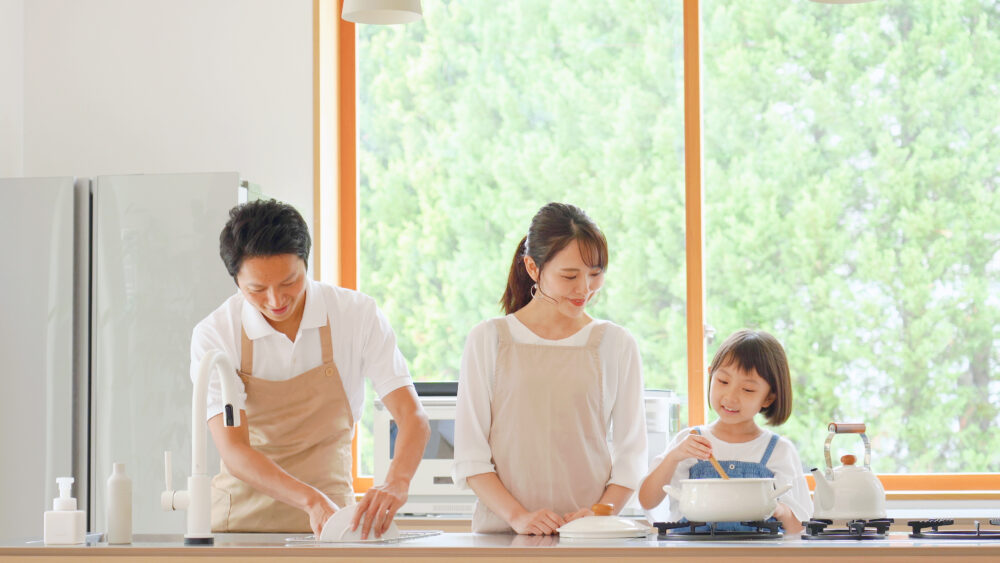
[680,429,781,532]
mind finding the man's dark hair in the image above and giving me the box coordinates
[219,199,311,280]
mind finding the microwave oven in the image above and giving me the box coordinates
[373,384,681,516]
[373,382,474,515]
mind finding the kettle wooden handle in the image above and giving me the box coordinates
[591,503,613,516]
[828,422,866,434]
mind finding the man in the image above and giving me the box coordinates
[191,199,429,538]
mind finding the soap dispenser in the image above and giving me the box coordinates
[43,477,86,545]
[106,463,133,544]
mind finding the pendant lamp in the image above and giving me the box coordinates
[342,0,422,25]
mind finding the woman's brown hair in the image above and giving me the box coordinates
[500,203,608,315]
[708,329,793,426]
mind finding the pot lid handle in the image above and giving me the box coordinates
[591,503,613,516]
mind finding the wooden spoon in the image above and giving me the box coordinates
[691,429,730,480]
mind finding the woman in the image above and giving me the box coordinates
[191,199,429,538]
[453,202,646,534]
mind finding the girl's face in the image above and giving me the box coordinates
[525,240,605,318]
[236,254,308,325]
[709,360,775,427]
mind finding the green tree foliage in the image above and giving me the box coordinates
[703,0,1000,472]
[357,0,999,474]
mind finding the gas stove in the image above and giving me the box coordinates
[654,520,782,540]
[909,519,1000,540]
[802,518,893,540]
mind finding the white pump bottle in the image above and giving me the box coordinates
[43,477,86,545]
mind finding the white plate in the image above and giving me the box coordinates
[317,504,401,543]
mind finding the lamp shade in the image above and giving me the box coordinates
[342,0,422,25]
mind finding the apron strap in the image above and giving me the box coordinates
[240,326,254,376]
[319,316,334,365]
[493,317,514,345]
[584,320,607,349]
[759,433,780,465]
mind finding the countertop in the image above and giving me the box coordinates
[3,531,1000,562]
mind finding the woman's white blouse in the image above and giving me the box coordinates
[190,279,413,422]
[453,315,647,491]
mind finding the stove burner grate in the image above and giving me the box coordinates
[908,519,1000,540]
[654,520,782,541]
[802,518,894,540]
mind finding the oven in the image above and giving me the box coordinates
[373,382,471,515]
[373,383,681,516]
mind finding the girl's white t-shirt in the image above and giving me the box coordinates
[644,426,813,523]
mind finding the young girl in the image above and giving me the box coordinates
[452,202,647,535]
[638,329,811,533]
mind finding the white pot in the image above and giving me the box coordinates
[663,478,792,522]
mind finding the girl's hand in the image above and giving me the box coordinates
[772,501,804,534]
[510,508,566,535]
[667,433,713,463]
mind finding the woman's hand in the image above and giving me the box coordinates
[667,433,712,463]
[510,508,566,535]
[305,493,340,537]
[562,507,594,523]
[351,480,409,539]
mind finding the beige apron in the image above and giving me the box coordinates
[211,317,355,532]
[472,318,612,533]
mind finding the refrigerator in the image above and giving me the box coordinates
[0,172,244,539]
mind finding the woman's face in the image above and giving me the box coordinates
[235,254,308,324]
[526,240,605,318]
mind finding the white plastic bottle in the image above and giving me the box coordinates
[106,462,133,544]
[43,477,86,545]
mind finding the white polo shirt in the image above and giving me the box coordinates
[190,279,413,422]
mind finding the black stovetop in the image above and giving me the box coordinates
[908,519,1000,540]
[802,518,893,540]
[654,520,782,541]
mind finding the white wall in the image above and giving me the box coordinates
[22,0,314,216]
[0,0,24,177]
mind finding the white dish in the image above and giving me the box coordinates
[557,515,651,539]
[317,504,401,543]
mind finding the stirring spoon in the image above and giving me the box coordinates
[691,429,730,479]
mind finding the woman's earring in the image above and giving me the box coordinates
[530,283,540,299]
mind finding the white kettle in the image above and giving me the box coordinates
[810,422,887,521]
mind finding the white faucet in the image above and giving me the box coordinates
[162,350,243,545]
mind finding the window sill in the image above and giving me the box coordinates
[887,490,1000,501]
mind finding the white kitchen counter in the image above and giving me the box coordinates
[3,531,1000,562]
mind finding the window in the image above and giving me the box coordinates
[340,0,1000,485]
[354,0,685,474]
[702,0,1000,474]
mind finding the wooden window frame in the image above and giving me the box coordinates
[320,0,998,495]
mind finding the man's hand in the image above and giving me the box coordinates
[306,493,340,537]
[351,480,409,539]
